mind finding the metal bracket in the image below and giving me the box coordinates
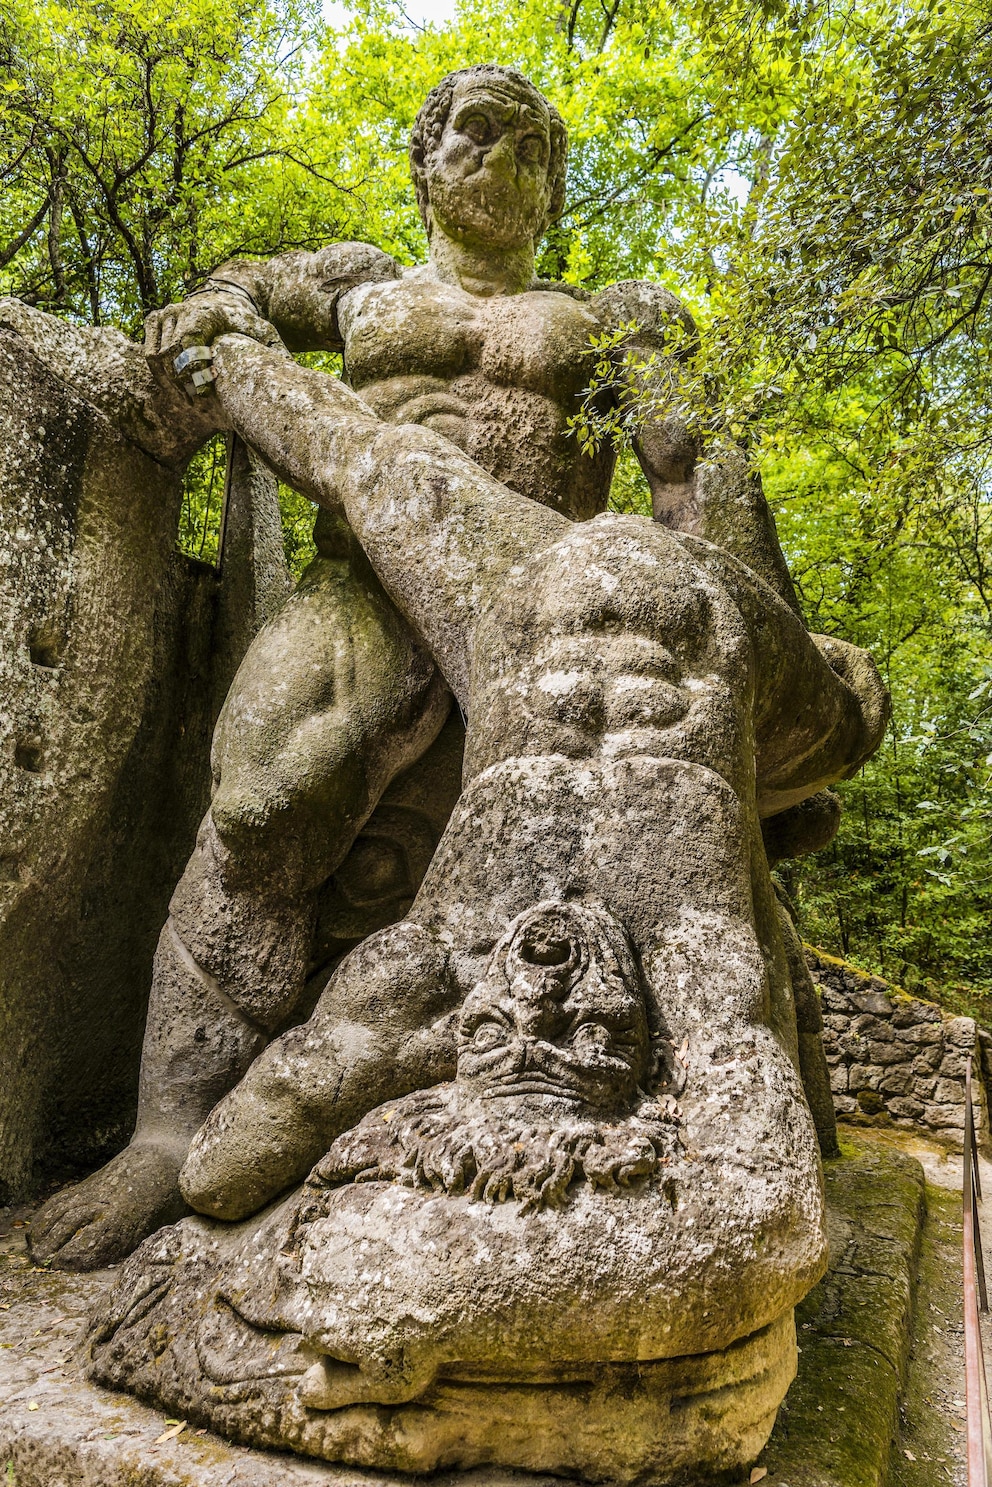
[173,345,217,397]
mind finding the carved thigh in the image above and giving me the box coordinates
[207,534,450,895]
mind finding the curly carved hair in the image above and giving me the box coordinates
[409,64,568,242]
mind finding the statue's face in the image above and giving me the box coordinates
[457,903,650,1111]
[425,75,554,251]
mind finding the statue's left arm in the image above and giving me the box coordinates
[592,280,802,616]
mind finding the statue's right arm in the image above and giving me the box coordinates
[144,242,400,366]
[208,334,565,703]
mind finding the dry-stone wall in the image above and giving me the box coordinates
[808,949,989,1149]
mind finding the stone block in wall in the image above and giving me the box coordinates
[912,1047,942,1075]
[805,947,989,1153]
[868,1040,906,1066]
[898,1022,943,1046]
[939,1049,970,1078]
[822,1013,849,1033]
[878,1069,914,1097]
[892,1001,941,1028]
[819,988,852,1014]
[852,1012,892,1037]
[888,1097,925,1120]
[848,1063,878,1093]
[946,1017,979,1049]
[848,990,894,1016]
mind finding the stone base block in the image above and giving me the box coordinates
[0,1132,927,1487]
[0,1250,794,1487]
[204,1311,794,1483]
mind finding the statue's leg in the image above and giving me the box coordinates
[181,916,461,1219]
[30,521,450,1270]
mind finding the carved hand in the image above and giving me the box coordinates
[144,289,286,390]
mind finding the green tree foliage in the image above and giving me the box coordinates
[0,0,342,326]
[2,0,989,1003]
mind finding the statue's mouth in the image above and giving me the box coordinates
[479,1075,587,1100]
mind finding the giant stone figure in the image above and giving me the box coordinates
[24,63,889,1483]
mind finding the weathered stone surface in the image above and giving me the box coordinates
[810,950,988,1150]
[0,301,288,1203]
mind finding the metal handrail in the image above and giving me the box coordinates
[963,1053,992,1485]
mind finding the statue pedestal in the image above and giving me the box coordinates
[0,1240,559,1487]
[0,1134,928,1487]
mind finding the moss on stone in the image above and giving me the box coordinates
[761,1132,926,1486]
[887,1183,967,1486]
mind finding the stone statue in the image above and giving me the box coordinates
[31,63,851,1270]
[80,302,883,1477]
[14,59,891,1479]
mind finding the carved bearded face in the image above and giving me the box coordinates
[424,75,557,252]
[456,902,651,1112]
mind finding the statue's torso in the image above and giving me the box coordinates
[338,275,615,521]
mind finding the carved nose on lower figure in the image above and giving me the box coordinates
[298,1356,432,1410]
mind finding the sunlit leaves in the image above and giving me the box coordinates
[2,0,990,998]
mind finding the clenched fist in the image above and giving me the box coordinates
[144,289,286,392]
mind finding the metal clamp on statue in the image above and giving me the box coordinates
[172,344,216,397]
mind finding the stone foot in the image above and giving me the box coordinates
[29,1140,188,1271]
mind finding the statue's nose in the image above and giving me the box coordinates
[520,1037,550,1073]
[514,992,565,1041]
[483,131,518,175]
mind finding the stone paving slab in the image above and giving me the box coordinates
[0,1132,929,1487]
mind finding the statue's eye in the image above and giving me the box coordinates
[571,1022,613,1056]
[461,114,493,145]
[517,134,544,165]
[471,1021,508,1051]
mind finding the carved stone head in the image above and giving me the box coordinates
[409,65,568,250]
[457,900,651,1112]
